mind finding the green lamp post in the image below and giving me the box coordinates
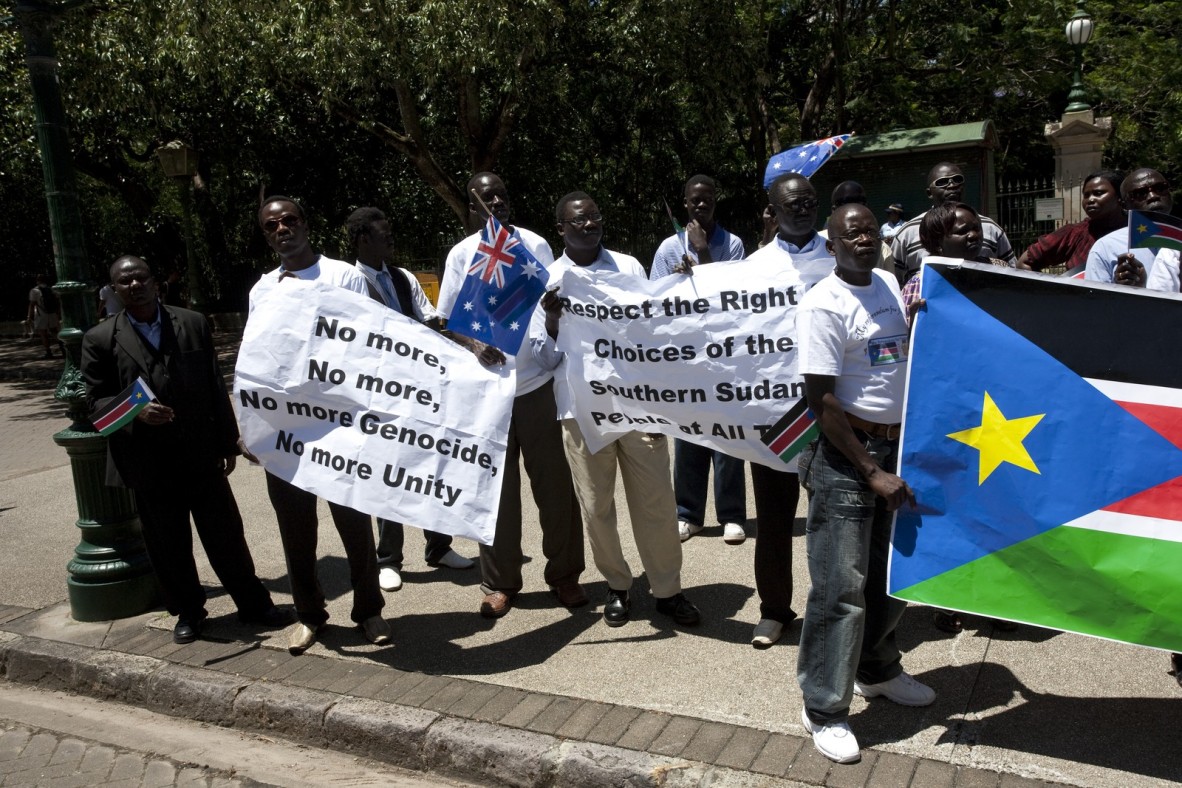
[9,0,157,621]
[1063,0,1095,114]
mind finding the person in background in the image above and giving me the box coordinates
[649,175,748,545]
[1019,171,1124,273]
[27,274,61,359]
[1085,168,1173,287]
[347,206,476,593]
[880,204,905,240]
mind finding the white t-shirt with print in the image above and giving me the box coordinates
[796,268,909,424]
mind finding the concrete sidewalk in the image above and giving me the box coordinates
[1,342,1179,787]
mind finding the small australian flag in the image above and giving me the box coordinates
[449,214,549,355]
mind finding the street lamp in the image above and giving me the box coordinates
[155,140,206,313]
[7,0,158,621]
[1064,0,1094,113]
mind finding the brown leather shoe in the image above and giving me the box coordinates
[480,591,512,619]
[552,582,589,608]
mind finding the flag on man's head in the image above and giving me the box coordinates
[1129,209,1182,252]
[763,134,851,189]
[92,376,156,436]
[449,214,549,355]
[891,262,1182,652]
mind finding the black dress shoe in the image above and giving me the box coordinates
[655,593,700,626]
[603,590,630,627]
[238,605,296,627]
[173,616,203,644]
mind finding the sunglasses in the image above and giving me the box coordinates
[1126,182,1171,202]
[930,174,965,189]
[262,214,301,233]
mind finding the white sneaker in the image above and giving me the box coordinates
[433,549,475,570]
[722,522,746,544]
[751,618,783,649]
[378,566,402,592]
[853,672,936,707]
[801,708,860,763]
[678,520,704,542]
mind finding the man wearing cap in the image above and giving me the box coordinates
[880,204,905,240]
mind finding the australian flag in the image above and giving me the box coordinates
[762,133,850,189]
[449,214,549,355]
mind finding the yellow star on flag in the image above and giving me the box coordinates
[947,392,1045,484]
[1136,223,1149,234]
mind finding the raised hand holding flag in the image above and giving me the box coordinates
[762,133,851,189]
[448,210,549,355]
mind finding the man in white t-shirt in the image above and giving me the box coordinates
[795,203,932,764]
[535,191,699,629]
[436,173,586,620]
[239,196,388,655]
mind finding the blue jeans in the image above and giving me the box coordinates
[673,439,746,526]
[797,433,906,724]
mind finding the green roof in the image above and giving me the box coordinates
[833,120,998,158]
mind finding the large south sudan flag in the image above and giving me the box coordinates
[890,262,1182,652]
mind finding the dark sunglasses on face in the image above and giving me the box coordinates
[930,174,965,189]
[263,215,301,233]
[1127,182,1171,202]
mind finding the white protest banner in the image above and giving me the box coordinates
[233,278,514,545]
[552,259,812,469]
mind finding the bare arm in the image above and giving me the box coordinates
[804,374,914,512]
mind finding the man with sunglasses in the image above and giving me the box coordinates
[435,173,586,621]
[817,181,895,274]
[243,196,389,654]
[890,162,1015,284]
[1086,168,1174,287]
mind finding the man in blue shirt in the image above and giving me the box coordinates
[649,176,748,545]
[1085,168,1174,286]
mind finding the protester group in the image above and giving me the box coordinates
[67,159,1178,766]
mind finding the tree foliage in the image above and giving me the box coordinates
[0,0,1178,319]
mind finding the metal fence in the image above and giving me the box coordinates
[996,175,1057,256]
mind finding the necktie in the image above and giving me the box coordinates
[377,271,402,314]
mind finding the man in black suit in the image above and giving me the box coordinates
[81,255,290,644]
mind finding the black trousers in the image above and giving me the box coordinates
[135,472,273,620]
[375,519,453,568]
[264,472,383,628]
[750,462,801,625]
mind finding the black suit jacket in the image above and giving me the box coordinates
[80,306,239,489]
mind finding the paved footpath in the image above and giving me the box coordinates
[1,336,1179,788]
[0,683,472,787]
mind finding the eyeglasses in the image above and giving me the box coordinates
[561,213,603,227]
[837,230,881,242]
[262,215,301,233]
[777,199,819,213]
[930,174,965,189]
[1126,182,1171,202]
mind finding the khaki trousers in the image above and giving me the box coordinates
[561,420,682,598]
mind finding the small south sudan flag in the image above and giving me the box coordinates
[92,377,156,436]
[760,396,818,465]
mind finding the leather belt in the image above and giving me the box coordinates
[845,412,901,440]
